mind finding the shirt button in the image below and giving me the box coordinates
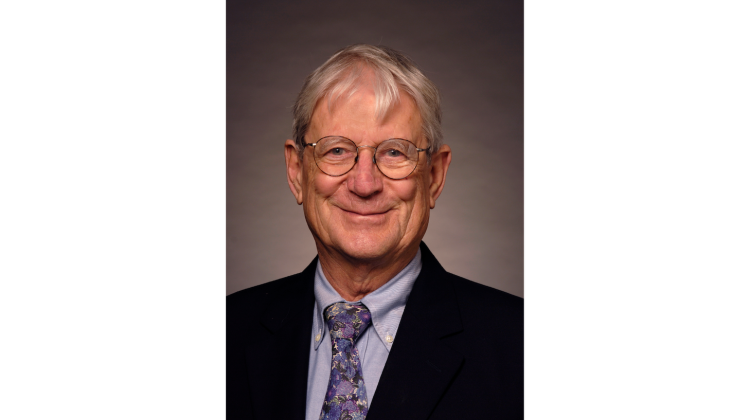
[315,333,321,342]
[385,334,393,343]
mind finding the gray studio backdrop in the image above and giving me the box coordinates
[227,0,523,297]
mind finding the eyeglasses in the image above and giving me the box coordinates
[303,136,427,180]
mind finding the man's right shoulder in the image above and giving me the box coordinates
[227,272,307,319]
[227,273,310,355]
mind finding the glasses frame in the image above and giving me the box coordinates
[302,136,428,180]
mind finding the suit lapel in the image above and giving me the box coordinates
[366,243,464,420]
[245,259,317,420]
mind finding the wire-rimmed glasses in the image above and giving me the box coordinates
[303,136,427,180]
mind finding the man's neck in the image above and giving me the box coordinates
[316,245,419,302]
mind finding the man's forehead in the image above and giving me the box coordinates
[309,87,422,142]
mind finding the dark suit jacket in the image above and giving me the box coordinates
[227,243,523,419]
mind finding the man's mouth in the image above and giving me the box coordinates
[339,207,390,216]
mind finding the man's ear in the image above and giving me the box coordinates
[427,144,452,209]
[284,139,304,205]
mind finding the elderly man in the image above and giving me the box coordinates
[227,45,522,420]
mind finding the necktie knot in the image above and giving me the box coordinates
[324,303,372,342]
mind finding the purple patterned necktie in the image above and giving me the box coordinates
[319,302,372,420]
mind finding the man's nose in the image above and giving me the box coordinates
[347,146,383,197]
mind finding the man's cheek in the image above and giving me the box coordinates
[392,180,420,203]
[314,174,345,197]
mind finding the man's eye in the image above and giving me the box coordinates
[386,149,403,157]
[330,148,344,155]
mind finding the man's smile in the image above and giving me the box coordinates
[337,206,392,216]
[334,206,394,224]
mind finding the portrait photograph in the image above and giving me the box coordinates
[227,1,524,419]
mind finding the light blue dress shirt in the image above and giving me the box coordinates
[304,249,422,420]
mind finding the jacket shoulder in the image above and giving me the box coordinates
[227,272,305,316]
[445,272,523,333]
[226,271,311,340]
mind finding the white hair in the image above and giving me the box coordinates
[292,44,442,157]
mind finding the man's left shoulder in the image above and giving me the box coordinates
[443,272,523,332]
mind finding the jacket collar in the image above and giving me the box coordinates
[249,258,317,420]
[365,242,465,420]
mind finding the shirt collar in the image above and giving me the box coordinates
[312,248,422,351]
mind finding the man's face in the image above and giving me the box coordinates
[285,77,450,264]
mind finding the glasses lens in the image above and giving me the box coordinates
[376,139,419,179]
[314,137,358,176]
